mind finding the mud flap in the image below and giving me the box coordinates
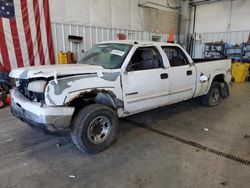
[220,82,229,99]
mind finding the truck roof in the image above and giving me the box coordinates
[98,40,180,47]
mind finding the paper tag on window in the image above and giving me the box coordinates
[111,49,125,56]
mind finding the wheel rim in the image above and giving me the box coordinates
[87,116,112,144]
[210,88,220,105]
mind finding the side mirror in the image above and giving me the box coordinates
[200,74,208,82]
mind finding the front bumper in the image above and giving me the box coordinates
[11,88,75,135]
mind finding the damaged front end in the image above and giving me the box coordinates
[16,78,47,103]
[9,65,123,135]
[10,76,75,135]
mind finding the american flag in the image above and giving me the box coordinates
[0,0,55,72]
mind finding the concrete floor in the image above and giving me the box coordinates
[1,83,250,188]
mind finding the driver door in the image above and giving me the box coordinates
[122,46,170,114]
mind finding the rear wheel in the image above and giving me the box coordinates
[201,81,221,107]
[71,104,118,154]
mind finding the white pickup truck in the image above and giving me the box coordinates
[10,41,231,153]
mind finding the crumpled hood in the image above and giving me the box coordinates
[9,64,110,79]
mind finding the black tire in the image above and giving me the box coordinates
[71,104,118,154]
[201,81,221,107]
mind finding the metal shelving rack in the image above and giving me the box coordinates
[225,46,242,60]
[242,43,250,59]
[204,42,225,59]
[204,42,250,61]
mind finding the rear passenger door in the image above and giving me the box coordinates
[161,46,196,103]
[122,46,170,113]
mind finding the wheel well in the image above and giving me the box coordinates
[212,74,225,83]
[69,90,123,120]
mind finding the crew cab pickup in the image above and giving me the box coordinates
[10,41,231,153]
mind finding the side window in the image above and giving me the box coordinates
[127,47,162,71]
[162,46,188,67]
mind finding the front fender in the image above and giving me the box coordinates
[44,74,122,106]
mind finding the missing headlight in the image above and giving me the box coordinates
[28,80,47,93]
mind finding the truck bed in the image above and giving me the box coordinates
[193,58,231,97]
[193,58,229,63]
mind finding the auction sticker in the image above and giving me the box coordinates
[111,49,125,56]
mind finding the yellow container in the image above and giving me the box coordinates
[232,62,249,83]
[58,51,68,64]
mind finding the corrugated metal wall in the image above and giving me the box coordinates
[51,22,172,63]
[192,30,250,58]
[51,23,250,60]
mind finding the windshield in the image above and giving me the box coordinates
[78,43,132,69]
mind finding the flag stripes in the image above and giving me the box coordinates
[0,0,55,72]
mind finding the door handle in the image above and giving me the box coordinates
[187,70,192,76]
[160,73,168,79]
[125,92,138,96]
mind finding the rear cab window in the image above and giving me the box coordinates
[161,46,189,67]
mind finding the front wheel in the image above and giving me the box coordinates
[71,104,118,154]
[201,81,221,107]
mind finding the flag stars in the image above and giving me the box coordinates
[0,1,15,18]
